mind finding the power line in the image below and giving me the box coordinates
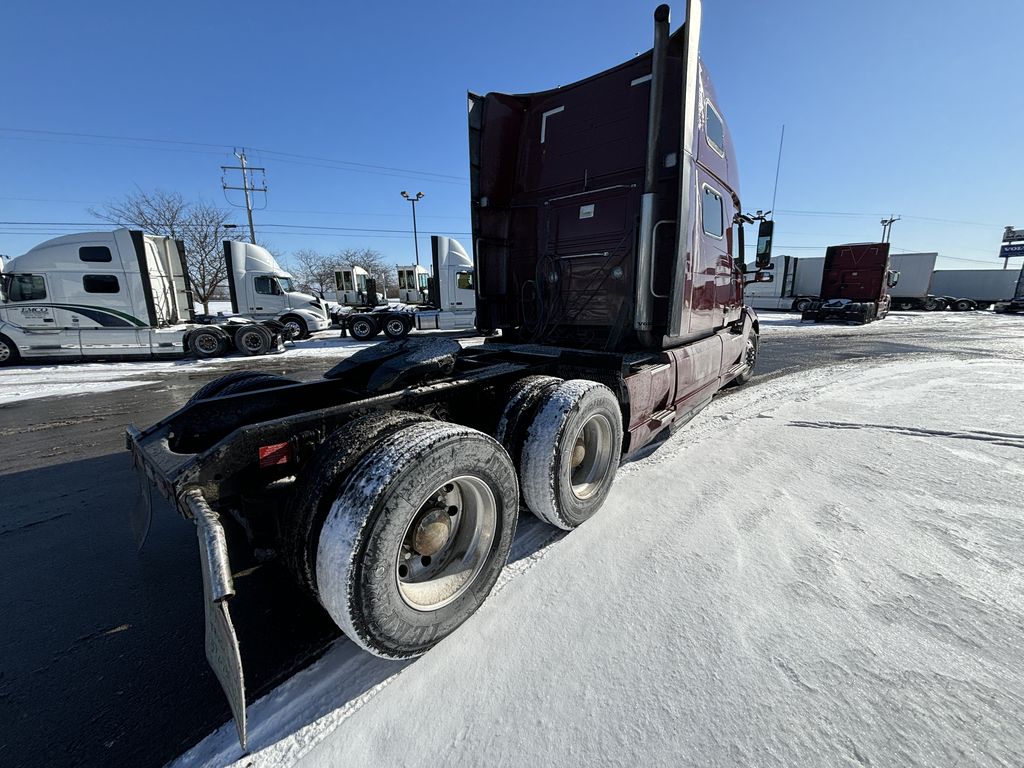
[0,126,467,185]
[777,208,1002,229]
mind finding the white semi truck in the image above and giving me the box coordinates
[334,265,385,307]
[0,229,288,366]
[337,235,476,340]
[222,241,331,338]
[744,255,824,311]
[396,264,430,305]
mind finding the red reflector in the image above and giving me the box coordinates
[258,442,291,468]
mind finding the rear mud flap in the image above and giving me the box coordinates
[185,489,248,751]
[129,474,153,551]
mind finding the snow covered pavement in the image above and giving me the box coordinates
[176,354,1024,768]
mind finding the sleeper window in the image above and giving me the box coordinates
[79,246,113,263]
[83,275,120,294]
[702,186,724,238]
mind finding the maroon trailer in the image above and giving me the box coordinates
[801,242,899,323]
[125,0,771,747]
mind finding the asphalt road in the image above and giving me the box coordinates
[0,313,1017,768]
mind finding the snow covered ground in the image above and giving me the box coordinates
[173,353,1024,768]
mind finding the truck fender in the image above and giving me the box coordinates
[322,337,462,392]
[366,338,462,392]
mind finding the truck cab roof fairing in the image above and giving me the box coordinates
[469,0,737,351]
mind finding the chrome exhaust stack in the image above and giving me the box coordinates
[634,4,672,347]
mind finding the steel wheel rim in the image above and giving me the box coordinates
[745,339,757,367]
[0,342,10,362]
[285,320,303,337]
[396,475,497,612]
[569,413,614,500]
[353,321,371,337]
[242,332,263,351]
[196,334,218,353]
[386,319,405,335]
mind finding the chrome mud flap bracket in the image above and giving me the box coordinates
[183,488,248,751]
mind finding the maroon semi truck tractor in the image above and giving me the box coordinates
[125,0,772,747]
[801,242,901,323]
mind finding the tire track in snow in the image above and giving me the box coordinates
[788,420,1024,450]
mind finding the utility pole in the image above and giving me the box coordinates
[222,149,267,244]
[880,214,900,244]
[401,190,425,266]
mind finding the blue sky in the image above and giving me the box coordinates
[1,0,1021,271]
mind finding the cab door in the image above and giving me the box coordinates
[451,269,475,310]
[719,217,743,326]
[5,274,55,328]
[688,178,726,336]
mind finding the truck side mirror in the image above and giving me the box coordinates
[755,220,773,269]
[887,270,900,288]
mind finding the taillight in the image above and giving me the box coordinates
[258,442,291,469]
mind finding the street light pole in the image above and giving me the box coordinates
[401,191,425,266]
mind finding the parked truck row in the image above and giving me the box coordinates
[748,249,1020,314]
[126,0,770,747]
[332,235,478,340]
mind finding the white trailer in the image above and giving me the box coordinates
[745,255,823,311]
[930,269,1018,309]
[223,241,332,338]
[0,229,290,366]
[887,252,939,310]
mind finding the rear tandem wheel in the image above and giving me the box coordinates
[312,420,519,658]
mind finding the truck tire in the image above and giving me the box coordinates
[519,380,623,530]
[793,298,812,312]
[315,421,519,658]
[349,316,380,341]
[494,375,563,464]
[185,371,295,406]
[952,299,975,312]
[283,410,433,595]
[894,300,915,311]
[383,316,412,340]
[731,332,759,386]
[0,333,20,366]
[190,327,229,358]
[281,314,309,340]
[234,323,274,355]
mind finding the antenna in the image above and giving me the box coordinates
[770,124,785,219]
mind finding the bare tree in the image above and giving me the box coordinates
[335,248,397,296]
[291,249,336,299]
[90,189,236,313]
